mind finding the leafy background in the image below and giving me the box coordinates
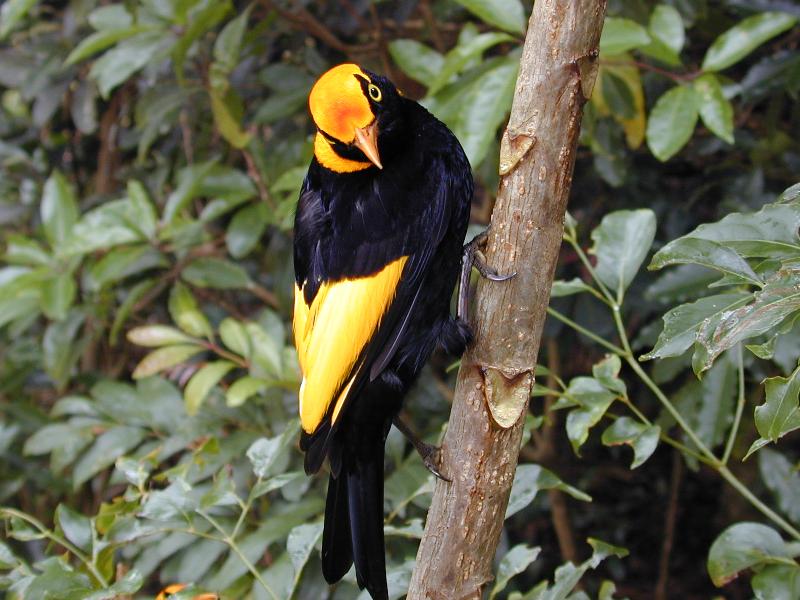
[1,0,799,598]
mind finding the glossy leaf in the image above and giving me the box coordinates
[226,202,268,258]
[55,504,92,554]
[565,377,617,455]
[642,293,750,361]
[127,325,194,347]
[427,32,513,95]
[646,85,699,161]
[247,420,301,478]
[589,209,656,300]
[752,564,800,600]
[132,344,203,379]
[758,447,800,524]
[0,0,37,39]
[184,360,236,415]
[41,170,79,250]
[601,417,660,469]
[649,237,761,287]
[287,522,323,581]
[754,364,800,444]
[491,544,541,599]
[226,376,266,407]
[90,32,173,98]
[182,257,252,289]
[72,425,146,488]
[506,465,591,520]
[41,272,76,321]
[694,74,734,144]
[707,522,791,586]
[702,12,798,72]
[388,40,444,86]
[452,0,526,35]
[551,278,595,298]
[65,26,150,66]
[641,4,684,65]
[219,318,250,357]
[599,18,651,56]
[169,282,213,339]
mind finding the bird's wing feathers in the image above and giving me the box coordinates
[293,254,408,437]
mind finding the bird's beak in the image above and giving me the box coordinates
[354,121,382,169]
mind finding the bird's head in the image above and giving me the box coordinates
[309,63,400,173]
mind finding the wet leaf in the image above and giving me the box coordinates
[589,209,656,300]
[702,12,798,72]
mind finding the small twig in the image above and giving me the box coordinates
[600,59,701,83]
[247,282,281,309]
[419,0,445,52]
[655,449,682,600]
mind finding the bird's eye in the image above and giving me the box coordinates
[368,84,382,102]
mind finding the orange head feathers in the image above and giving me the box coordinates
[309,63,385,172]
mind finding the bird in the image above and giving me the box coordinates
[292,63,509,599]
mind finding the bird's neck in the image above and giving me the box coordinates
[314,133,373,173]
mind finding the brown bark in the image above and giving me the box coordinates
[407,2,606,598]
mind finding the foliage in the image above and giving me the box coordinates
[1,0,799,598]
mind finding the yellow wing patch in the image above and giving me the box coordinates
[293,256,408,434]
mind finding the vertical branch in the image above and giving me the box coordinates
[407,2,606,597]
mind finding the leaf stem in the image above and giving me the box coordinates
[197,509,280,600]
[546,307,625,355]
[723,345,746,465]
[231,475,262,540]
[0,507,109,587]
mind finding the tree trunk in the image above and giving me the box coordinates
[407,2,606,598]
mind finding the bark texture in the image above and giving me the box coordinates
[407,2,606,598]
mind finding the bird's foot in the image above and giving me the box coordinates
[393,416,451,482]
[458,229,516,321]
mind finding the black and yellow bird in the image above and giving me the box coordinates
[293,64,505,599]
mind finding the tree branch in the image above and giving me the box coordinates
[407,2,606,597]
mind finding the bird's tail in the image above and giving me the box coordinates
[321,446,388,600]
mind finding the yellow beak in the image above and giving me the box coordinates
[353,121,382,169]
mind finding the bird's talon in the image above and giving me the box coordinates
[420,444,451,482]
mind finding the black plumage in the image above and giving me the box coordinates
[293,66,472,600]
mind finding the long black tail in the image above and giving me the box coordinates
[321,448,388,600]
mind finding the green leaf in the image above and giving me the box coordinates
[213,5,252,71]
[172,0,231,81]
[219,318,250,357]
[41,170,79,250]
[247,420,301,478]
[452,0,525,34]
[226,376,266,407]
[0,0,37,39]
[601,417,660,468]
[126,180,158,240]
[550,278,595,298]
[65,26,150,66]
[226,202,268,258]
[132,344,203,379]
[652,201,800,260]
[287,522,323,582]
[61,199,149,257]
[565,377,617,455]
[388,40,444,87]
[246,321,282,379]
[649,237,761,287]
[428,32,513,95]
[169,282,213,339]
[693,74,734,144]
[250,471,304,500]
[72,425,146,488]
[209,88,252,149]
[491,544,541,599]
[84,570,144,599]
[88,5,133,29]
[22,558,94,598]
[642,293,750,361]
[755,364,800,444]
[184,360,236,415]
[55,504,92,554]
[599,17,651,56]
[454,58,518,166]
[694,269,800,372]
[646,85,699,161]
[752,564,800,600]
[641,4,684,65]
[759,448,800,525]
[182,257,252,289]
[600,70,636,119]
[4,234,51,266]
[589,209,656,300]
[702,12,798,72]
[707,522,791,587]
[43,310,84,389]
[505,464,591,519]
[41,272,76,321]
[163,160,219,223]
[90,31,174,99]
[85,245,166,291]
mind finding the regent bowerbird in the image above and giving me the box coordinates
[292,63,511,599]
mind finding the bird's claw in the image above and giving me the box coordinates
[393,416,451,482]
[458,229,516,320]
